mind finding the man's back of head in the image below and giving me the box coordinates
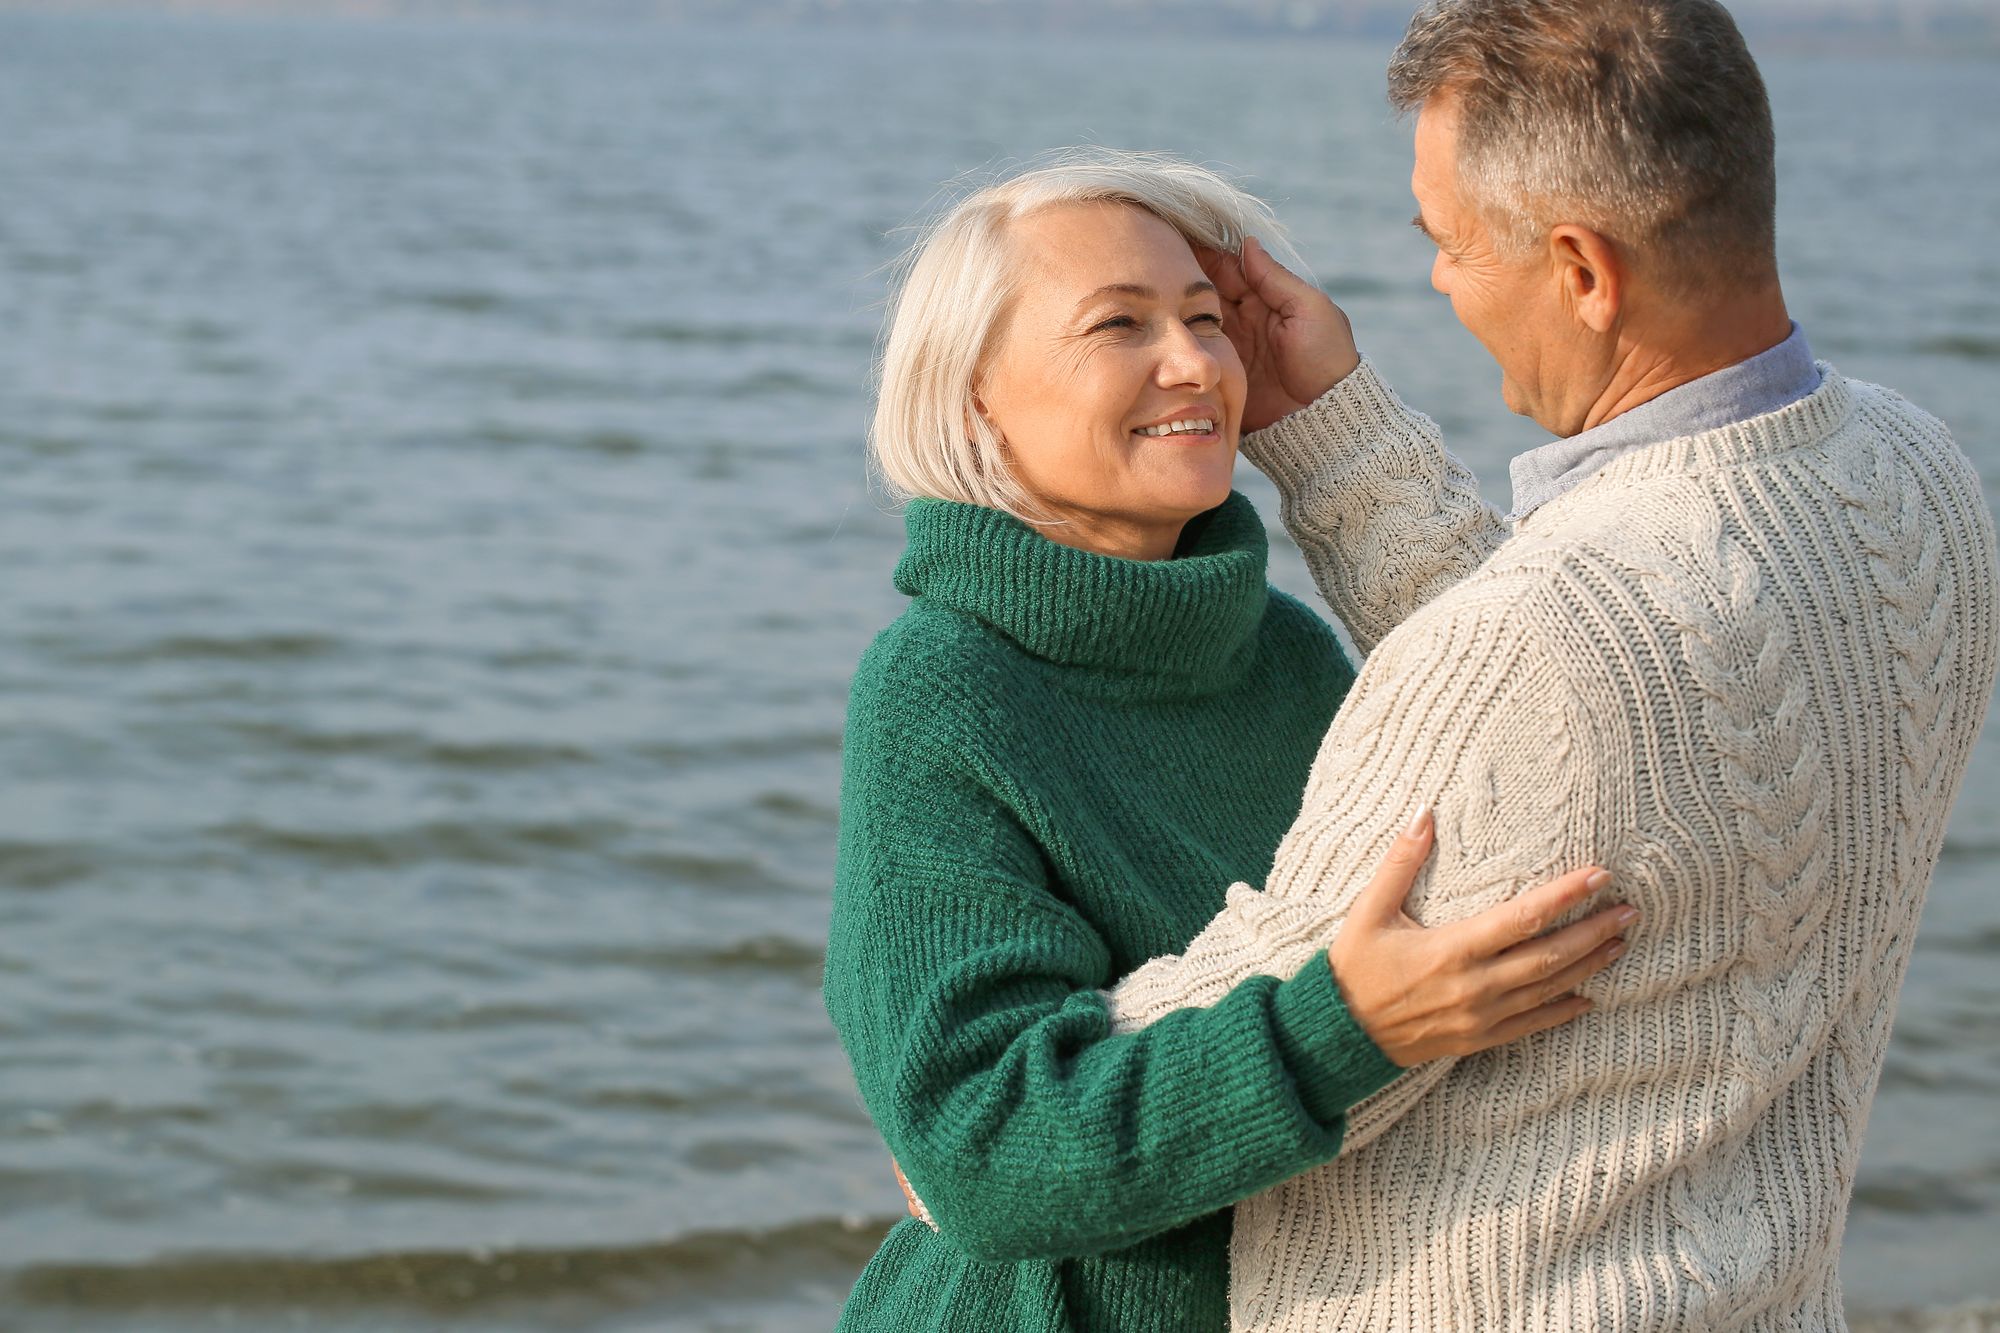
[1390,0,1778,296]
[1391,0,1798,436]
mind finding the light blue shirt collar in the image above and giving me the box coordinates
[1507,323,1822,520]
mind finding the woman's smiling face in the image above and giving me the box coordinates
[975,201,1247,561]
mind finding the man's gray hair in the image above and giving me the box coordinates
[1388,0,1778,290]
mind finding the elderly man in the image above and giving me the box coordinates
[1106,1,2000,1329]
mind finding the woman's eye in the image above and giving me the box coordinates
[1189,313,1226,330]
[1090,315,1140,334]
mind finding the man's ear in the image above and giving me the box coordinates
[1549,224,1624,335]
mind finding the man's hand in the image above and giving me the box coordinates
[1329,807,1636,1067]
[1197,236,1362,433]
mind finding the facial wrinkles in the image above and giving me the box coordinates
[1045,315,1105,384]
[965,201,1243,559]
[1435,188,1504,282]
[1067,304,1212,391]
[992,296,1131,477]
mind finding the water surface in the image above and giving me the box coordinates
[1,12,1996,1329]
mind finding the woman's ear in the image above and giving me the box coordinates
[968,387,1000,443]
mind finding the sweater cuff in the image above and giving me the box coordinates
[1239,357,1408,489]
[1270,951,1404,1126]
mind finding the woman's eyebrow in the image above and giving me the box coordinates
[1071,280,1218,314]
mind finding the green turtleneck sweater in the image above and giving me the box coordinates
[823,493,1402,1332]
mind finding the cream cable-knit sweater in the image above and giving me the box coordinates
[1106,362,2000,1332]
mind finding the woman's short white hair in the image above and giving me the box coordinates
[870,147,1305,521]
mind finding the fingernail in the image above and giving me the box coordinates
[1608,941,1627,961]
[1404,804,1432,838]
[1586,869,1613,891]
[1616,906,1640,926]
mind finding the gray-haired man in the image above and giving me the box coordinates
[1107,1,1999,1328]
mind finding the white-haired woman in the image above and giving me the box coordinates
[822,150,1631,1332]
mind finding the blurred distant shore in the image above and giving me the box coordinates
[5,0,1998,57]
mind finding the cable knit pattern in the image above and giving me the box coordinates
[1107,363,2000,1332]
[1241,362,1510,654]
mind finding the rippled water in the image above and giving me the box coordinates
[1,11,1995,1330]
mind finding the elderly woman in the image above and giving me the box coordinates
[823,151,1630,1332]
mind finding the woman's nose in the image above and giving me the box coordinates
[1157,323,1221,390]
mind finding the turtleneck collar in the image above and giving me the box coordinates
[893,491,1272,696]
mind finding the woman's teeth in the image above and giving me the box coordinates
[1136,419,1216,437]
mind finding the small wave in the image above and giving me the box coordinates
[0,839,97,891]
[359,999,587,1033]
[469,423,655,456]
[207,817,783,886]
[1938,836,2000,863]
[1932,925,2000,957]
[634,730,842,765]
[574,429,648,455]
[436,362,636,402]
[390,287,509,314]
[753,790,837,822]
[1854,1299,2000,1332]
[525,1081,720,1114]
[718,367,842,398]
[81,401,157,423]
[165,317,233,345]
[528,933,823,978]
[0,431,85,456]
[212,816,631,868]
[504,1076,862,1126]
[617,319,870,351]
[222,720,598,770]
[11,251,83,275]
[306,1099,558,1141]
[702,935,825,971]
[627,849,775,891]
[6,1216,899,1311]
[79,631,343,666]
[222,1160,536,1206]
[1915,334,2000,362]
[684,1135,807,1173]
[80,399,267,426]
[1325,274,1399,299]
[1853,1166,1990,1217]
[52,1097,221,1131]
[187,353,264,379]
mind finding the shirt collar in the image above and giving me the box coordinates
[1508,323,1822,520]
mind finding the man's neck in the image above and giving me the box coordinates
[1576,294,1794,435]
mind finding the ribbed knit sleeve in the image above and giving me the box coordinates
[1106,570,1610,1158]
[1242,359,1510,654]
[823,663,1403,1266]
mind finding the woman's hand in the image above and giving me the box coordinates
[1330,807,1636,1067]
[1197,236,1362,433]
[891,1158,934,1227]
